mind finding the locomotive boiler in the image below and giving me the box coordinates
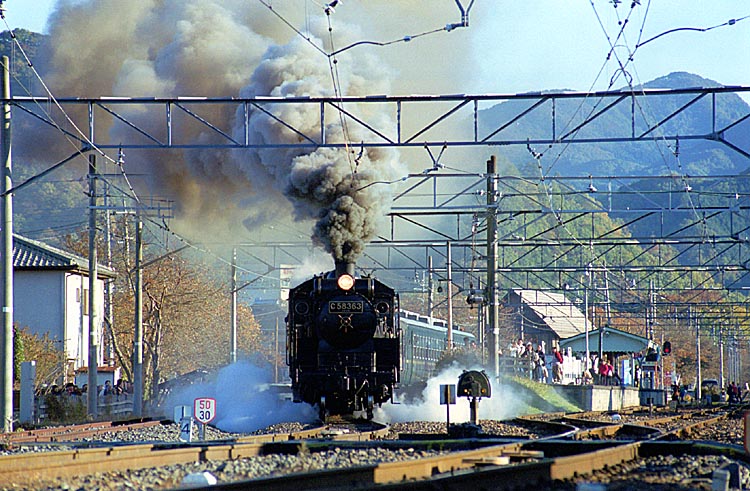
[286,261,400,420]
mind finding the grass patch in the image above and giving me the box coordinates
[504,376,582,414]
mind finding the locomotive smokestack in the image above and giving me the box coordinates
[335,260,355,278]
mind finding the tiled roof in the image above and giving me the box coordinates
[509,289,588,339]
[560,326,656,354]
[12,234,116,278]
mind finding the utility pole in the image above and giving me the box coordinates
[133,216,143,417]
[103,180,114,366]
[476,277,485,365]
[427,256,433,320]
[597,271,603,363]
[647,280,655,340]
[87,155,99,418]
[446,241,453,349]
[274,316,279,384]
[603,269,612,325]
[230,247,237,364]
[1,55,13,432]
[584,267,590,371]
[486,156,499,379]
[719,327,724,390]
[695,309,702,403]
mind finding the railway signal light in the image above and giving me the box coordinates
[663,341,672,356]
[466,289,487,307]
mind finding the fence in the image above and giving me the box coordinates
[498,355,585,384]
[34,393,134,422]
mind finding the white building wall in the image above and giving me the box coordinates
[14,270,106,371]
[68,274,86,367]
[13,271,65,341]
[65,273,106,369]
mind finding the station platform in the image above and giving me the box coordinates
[555,384,666,411]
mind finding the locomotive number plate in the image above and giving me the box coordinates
[329,301,364,313]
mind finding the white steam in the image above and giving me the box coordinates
[162,361,316,433]
[290,253,340,284]
[377,362,528,423]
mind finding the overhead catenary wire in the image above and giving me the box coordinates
[323,11,356,175]
[7,2,750,316]
[597,5,742,285]
[257,0,477,180]
[636,14,750,49]
[0,22,119,169]
[0,19,143,218]
[528,0,747,305]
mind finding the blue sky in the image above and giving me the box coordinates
[4,0,56,33]
[5,1,749,95]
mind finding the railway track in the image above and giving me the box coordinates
[1,420,164,444]
[2,406,749,490]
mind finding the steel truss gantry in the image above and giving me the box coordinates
[14,86,750,327]
[12,86,750,155]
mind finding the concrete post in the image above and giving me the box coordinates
[1,55,13,432]
[19,361,35,424]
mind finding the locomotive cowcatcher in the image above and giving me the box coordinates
[286,261,400,420]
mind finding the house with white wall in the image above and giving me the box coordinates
[12,234,116,381]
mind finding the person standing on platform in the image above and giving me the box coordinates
[552,346,564,383]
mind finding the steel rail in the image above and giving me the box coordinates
[1,407,745,489]
[0,421,390,485]
[0,419,162,443]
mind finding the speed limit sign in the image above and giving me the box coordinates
[194,397,216,424]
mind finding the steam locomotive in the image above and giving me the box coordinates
[286,261,400,420]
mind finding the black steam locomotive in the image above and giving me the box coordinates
[286,261,400,420]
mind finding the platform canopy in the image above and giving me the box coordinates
[559,325,657,355]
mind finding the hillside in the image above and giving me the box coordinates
[0,29,44,96]
[3,28,749,297]
[477,72,750,177]
[0,30,89,241]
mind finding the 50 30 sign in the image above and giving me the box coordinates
[193,397,216,424]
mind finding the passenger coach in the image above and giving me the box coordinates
[399,310,476,387]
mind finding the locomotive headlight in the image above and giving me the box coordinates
[337,274,355,291]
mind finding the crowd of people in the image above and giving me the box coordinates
[506,337,624,386]
[506,339,565,383]
[43,379,133,400]
[670,380,748,404]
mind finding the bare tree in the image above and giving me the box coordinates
[65,226,262,401]
[14,326,66,390]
